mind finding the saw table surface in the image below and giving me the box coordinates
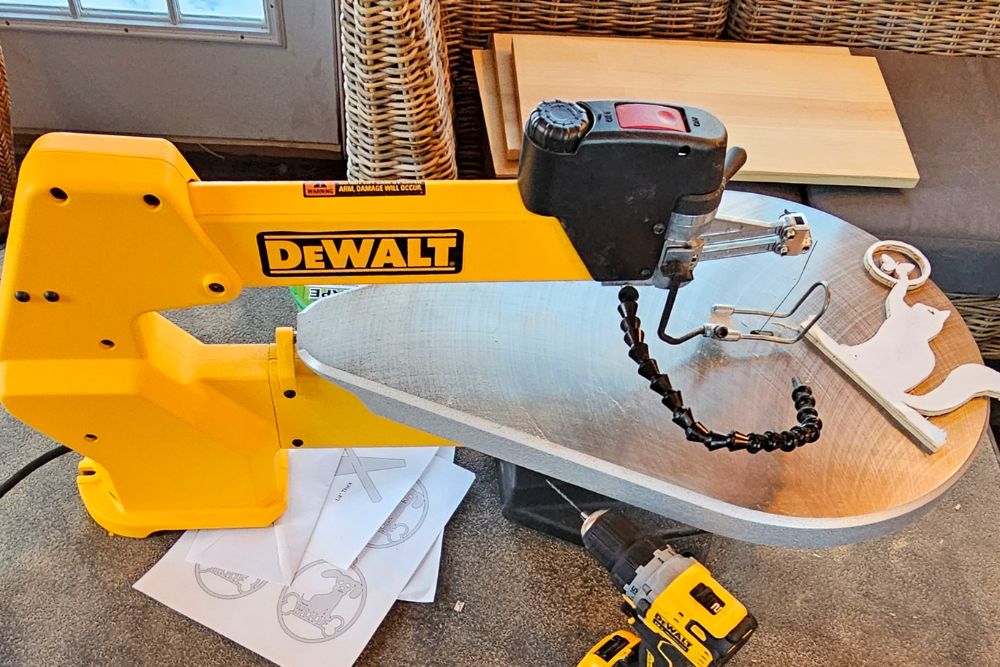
[298,192,988,548]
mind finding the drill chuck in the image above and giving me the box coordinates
[581,509,661,591]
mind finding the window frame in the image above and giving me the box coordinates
[0,0,285,46]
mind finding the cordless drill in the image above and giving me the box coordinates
[576,509,756,667]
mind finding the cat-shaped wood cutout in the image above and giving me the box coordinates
[807,259,1000,453]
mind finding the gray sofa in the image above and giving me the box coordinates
[728,49,999,359]
[807,49,1000,298]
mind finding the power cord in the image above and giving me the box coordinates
[0,445,71,501]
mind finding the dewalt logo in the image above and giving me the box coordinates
[257,230,463,277]
[653,614,692,653]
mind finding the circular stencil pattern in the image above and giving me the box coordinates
[277,560,367,643]
[367,480,429,549]
[194,565,267,599]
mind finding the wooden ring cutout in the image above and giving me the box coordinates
[863,240,931,291]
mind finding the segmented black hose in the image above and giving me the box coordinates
[618,286,822,453]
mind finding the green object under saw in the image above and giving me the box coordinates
[289,285,361,310]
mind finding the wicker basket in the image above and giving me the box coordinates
[441,0,730,175]
[339,0,728,178]
[339,0,457,180]
[948,294,1000,361]
[0,44,16,241]
[728,1,1000,56]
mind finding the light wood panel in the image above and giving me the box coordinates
[510,33,918,187]
[493,34,850,159]
[491,34,523,160]
[472,49,520,178]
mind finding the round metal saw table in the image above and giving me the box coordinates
[297,191,989,548]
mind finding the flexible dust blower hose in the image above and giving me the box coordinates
[618,286,822,453]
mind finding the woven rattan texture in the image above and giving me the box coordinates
[441,0,729,176]
[949,294,1000,360]
[0,44,17,240]
[728,1,1000,56]
[340,0,457,180]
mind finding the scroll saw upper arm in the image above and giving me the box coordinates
[0,133,583,536]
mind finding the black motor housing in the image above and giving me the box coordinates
[518,100,728,282]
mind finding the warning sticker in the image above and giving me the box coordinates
[302,182,337,197]
[301,182,426,198]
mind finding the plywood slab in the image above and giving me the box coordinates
[472,49,520,178]
[494,34,851,160]
[510,34,918,187]
[491,34,523,160]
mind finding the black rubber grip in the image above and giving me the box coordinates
[582,511,657,590]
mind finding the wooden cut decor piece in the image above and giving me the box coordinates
[472,49,520,178]
[491,34,523,160]
[510,33,918,187]
[807,263,1000,452]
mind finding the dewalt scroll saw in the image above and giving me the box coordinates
[0,100,828,538]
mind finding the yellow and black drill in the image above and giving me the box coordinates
[549,483,756,667]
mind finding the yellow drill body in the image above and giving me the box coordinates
[577,510,756,667]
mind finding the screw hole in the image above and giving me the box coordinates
[43,291,60,302]
[283,390,297,399]
[50,187,68,201]
[678,146,691,157]
[84,434,98,442]
[99,339,116,349]
[143,194,161,207]
[292,438,304,447]
[81,469,96,476]
[208,282,226,294]
[13,291,29,302]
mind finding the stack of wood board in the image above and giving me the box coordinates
[473,33,918,187]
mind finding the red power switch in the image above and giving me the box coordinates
[615,103,688,132]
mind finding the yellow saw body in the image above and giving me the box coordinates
[0,133,591,536]
[0,102,788,536]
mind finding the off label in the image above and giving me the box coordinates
[301,181,426,198]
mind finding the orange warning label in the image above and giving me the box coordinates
[301,181,427,198]
[302,182,337,198]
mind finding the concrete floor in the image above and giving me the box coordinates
[0,283,998,667]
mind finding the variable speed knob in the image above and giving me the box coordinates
[525,100,591,154]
